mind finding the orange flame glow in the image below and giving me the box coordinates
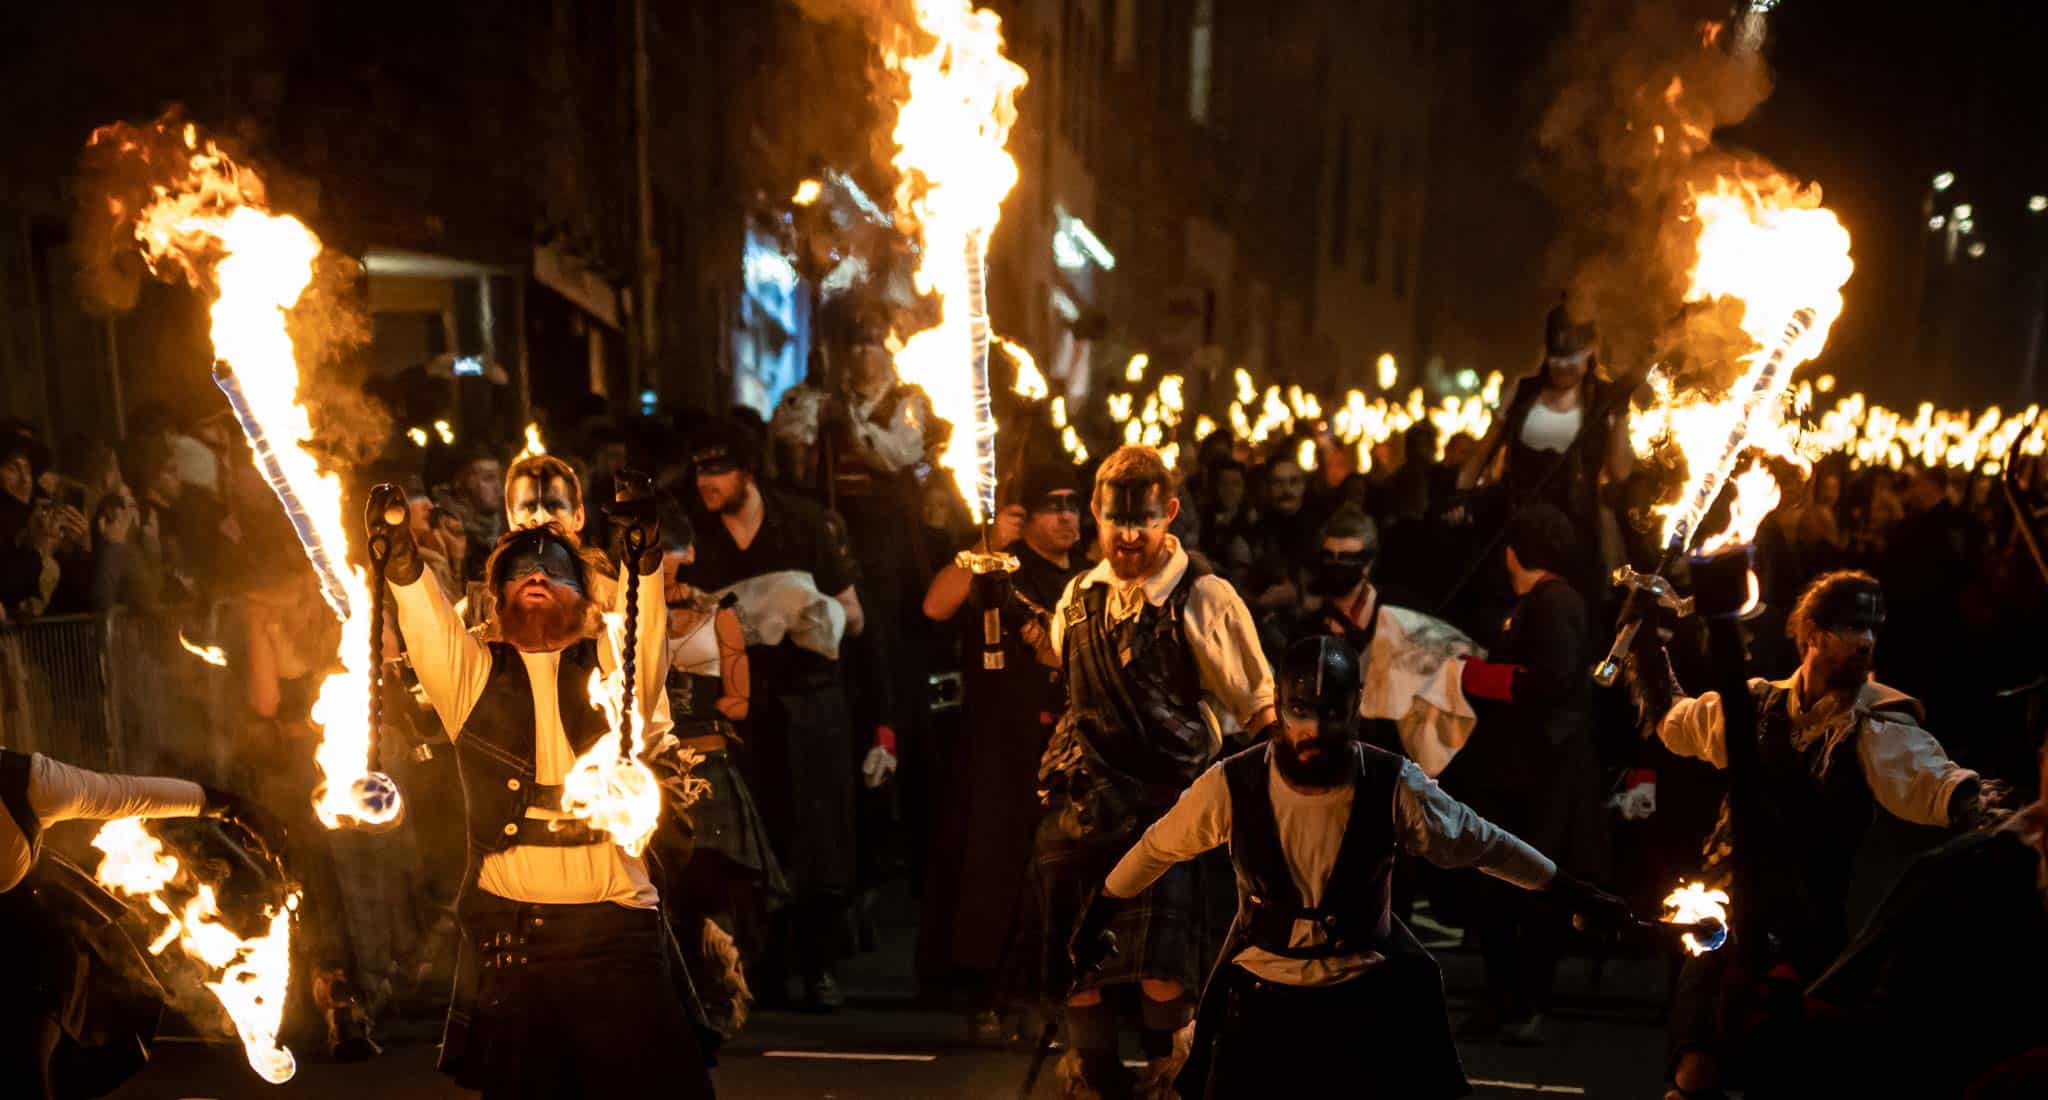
[92,818,297,1083]
[512,421,547,465]
[883,0,1028,523]
[178,630,229,667]
[117,121,396,832]
[1635,173,1853,553]
[561,612,662,857]
[1662,880,1731,957]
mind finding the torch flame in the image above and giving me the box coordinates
[178,630,229,667]
[117,119,396,831]
[883,0,1028,523]
[513,420,547,464]
[1662,880,1731,956]
[561,613,662,857]
[1637,173,1853,554]
[92,819,297,1083]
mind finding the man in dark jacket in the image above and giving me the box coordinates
[1445,502,1610,1043]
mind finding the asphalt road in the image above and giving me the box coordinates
[110,948,1671,1099]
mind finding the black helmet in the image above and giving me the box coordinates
[1276,636,1361,735]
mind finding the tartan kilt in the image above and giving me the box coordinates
[1025,804,1209,999]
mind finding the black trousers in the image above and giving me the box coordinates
[1186,964,1468,1099]
[464,901,713,1100]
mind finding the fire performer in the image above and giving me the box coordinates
[1627,563,1989,1098]
[1273,504,1482,777]
[1068,636,1633,1099]
[366,492,714,1097]
[1030,444,1277,1097]
[0,749,272,1098]
[920,463,1084,1037]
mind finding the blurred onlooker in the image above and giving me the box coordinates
[430,449,505,581]
[1245,454,1314,610]
[1194,458,1256,584]
[0,426,62,617]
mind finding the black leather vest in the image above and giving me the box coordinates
[1220,741,1403,961]
[452,638,608,864]
[1051,560,1213,830]
[1718,681,1878,964]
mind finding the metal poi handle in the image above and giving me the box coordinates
[617,524,645,763]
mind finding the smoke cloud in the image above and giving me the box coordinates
[1531,0,1775,374]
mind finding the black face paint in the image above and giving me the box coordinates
[492,531,584,595]
[1100,480,1168,530]
[1814,587,1885,636]
[1306,549,1374,599]
[692,445,741,477]
[1032,491,1082,516]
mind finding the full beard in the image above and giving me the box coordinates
[497,580,593,652]
[1105,537,1160,581]
[1273,734,1352,789]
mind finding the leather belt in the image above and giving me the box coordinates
[512,817,604,847]
[676,731,727,754]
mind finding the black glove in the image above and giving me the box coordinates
[603,470,663,575]
[364,483,423,586]
[1624,619,1684,737]
[1067,890,1123,979]
[201,785,287,861]
[1547,870,1634,937]
[1686,545,1755,619]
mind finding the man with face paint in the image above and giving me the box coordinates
[1027,445,1279,1097]
[1069,637,1631,1098]
[1632,566,1988,1099]
[503,455,587,536]
[1274,505,1482,778]
[920,463,1085,1036]
[367,488,715,1098]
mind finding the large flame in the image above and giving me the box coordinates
[92,818,297,1083]
[1635,173,1853,553]
[1662,880,1731,957]
[883,0,1027,523]
[561,613,662,857]
[115,121,396,831]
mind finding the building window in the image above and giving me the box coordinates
[1362,129,1384,284]
[1330,117,1352,267]
[1392,136,1416,299]
[1189,0,1214,124]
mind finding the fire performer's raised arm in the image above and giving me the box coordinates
[1635,557,1983,829]
[370,485,491,738]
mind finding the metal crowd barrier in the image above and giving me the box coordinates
[0,601,242,784]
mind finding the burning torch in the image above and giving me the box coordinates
[1591,307,1816,687]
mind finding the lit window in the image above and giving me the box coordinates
[1189,0,1213,123]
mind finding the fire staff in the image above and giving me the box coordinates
[1070,637,1632,1099]
[1029,445,1277,1098]
[369,488,714,1099]
[1,749,270,1099]
[1629,562,1988,1099]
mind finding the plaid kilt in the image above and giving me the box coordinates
[1025,803,1210,1000]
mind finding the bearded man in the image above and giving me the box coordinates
[1631,564,1988,1099]
[369,487,713,1099]
[1072,637,1631,1098]
[1030,445,1277,1097]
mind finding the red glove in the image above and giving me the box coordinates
[1461,657,1520,703]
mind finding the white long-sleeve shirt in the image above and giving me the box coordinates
[1328,589,1484,777]
[1105,751,1555,986]
[390,571,672,908]
[2,752,205,892]
[1050,537,1276,737]
[1657,671,1974,827]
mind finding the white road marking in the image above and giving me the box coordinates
[762,1051,940,1063]
[1469,1080,1588,1095]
